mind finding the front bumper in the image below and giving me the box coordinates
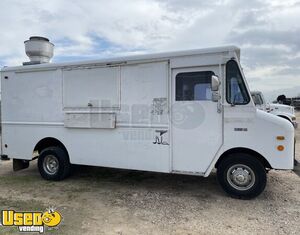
[294,138,298,167]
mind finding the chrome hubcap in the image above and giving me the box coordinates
[43,155,59,175]
[227,164,255,191]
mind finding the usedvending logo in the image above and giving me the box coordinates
[0,207,62,233]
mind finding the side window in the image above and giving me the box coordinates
[176,71,214,101]
[226,60,250,105]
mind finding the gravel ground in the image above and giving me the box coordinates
[0,113,300,235]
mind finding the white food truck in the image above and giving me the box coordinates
[0,37,295,199]
[251,91,297,128]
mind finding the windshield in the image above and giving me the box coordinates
[226,60,250,105]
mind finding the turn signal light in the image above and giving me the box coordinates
[277,145,284,151]
[276,136,285,140]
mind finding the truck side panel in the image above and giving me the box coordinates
[1,61,171,173]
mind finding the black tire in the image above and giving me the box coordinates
[38,147,71,181]
[217,153,267,199]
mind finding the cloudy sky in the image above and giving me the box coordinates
[0,0,299,101]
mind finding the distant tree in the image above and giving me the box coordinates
[277,94,286,103]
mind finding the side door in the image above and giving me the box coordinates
[171,66,223,174]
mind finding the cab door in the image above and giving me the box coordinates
[171,66,223,174]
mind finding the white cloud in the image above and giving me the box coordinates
[0,0,299,100]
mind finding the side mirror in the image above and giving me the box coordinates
[211,75,220,91]
[211,75,221,102]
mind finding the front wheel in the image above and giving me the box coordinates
[217,153,267,199]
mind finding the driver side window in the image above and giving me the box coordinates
[226,60,250,105]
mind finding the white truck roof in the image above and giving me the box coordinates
[1,45,240,72]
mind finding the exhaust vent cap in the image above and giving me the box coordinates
[23,36,54,65]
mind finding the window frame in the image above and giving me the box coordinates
[175,71,215,102]
[226,59,250,105]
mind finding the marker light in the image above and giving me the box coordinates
[277,145,284,151]
[276,136,285,140]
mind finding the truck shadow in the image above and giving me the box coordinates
[0,160,224,198]
[70,164,223,198]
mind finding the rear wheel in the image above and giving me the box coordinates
[217,153,267,199]
[38,147,71,181]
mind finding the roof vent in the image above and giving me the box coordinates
[23,36,54,65]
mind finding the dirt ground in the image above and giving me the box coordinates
[0,114,300,235]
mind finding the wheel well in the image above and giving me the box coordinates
[33,137,68,157]
[277,115,291,122]
[215,148,272,169]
